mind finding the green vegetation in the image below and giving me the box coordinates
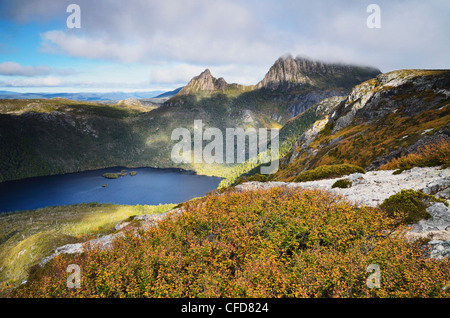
[234,173,268,185]
[293,164,365,183]
[379,189,448,225]
[0,203,175,288]
[217,105,321,188]
[331,179,352,189]
[11,188,450,298]
[130,171,137,176]
[102,173,119,179]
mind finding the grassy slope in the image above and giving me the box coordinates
[2,71,450,297]
[11,188,450,298]
[0,203,175,286]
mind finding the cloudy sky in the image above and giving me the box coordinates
[0,0,449,93]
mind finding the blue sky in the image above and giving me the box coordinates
[0,0,449,93]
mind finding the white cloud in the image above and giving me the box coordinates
[35,0,281,66]
[0,62,52,77]
[150,64,206,84]
[34,0,449,72]
[40,31,148,63]
[0,76,64,87]
[0,61,78,78]
[2,0,449,89]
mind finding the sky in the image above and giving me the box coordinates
[0,0,449,93]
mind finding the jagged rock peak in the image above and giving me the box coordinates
[257,55,381,90]
[178,69,228,95]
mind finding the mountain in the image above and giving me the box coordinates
[167,56,380,120]
[268,69,450,182]
[177,69,231,95]
[256,55,381,90]
[3,60,450,297]
[0,55,383,183]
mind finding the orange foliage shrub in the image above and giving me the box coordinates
[13,188,450,298]
[381,138,450,170]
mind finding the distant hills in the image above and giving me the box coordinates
[0,88,184,102]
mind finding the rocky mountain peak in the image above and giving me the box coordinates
[257,55,381,90]
[178,69,228,95]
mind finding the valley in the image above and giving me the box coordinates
[1,55,450,298]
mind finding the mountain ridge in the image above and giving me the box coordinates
[171,55,381,99]
[2,57,443,185]
[256,55,381,90]
[177,69,232,95]
[269,69,450,182]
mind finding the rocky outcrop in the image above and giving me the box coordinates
[275,68,450,178]
[331,69,450,132]
[284,96,345,164]
[236,166,450,259]
[177,69,229,95]
[236,167,449,207]
[256,55,381,90]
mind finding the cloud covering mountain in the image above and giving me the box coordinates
[0,0,449,92]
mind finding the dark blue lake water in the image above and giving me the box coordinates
[0,167,222,213]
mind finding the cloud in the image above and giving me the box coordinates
[40,31,148,63]
[38,0,280,66]
[0,76,155,89]
[0,62,52,76]
[2,0,450,89]
[0,76,64,87]
[0,61,77,77]
[150,64,206,84]
[32,0,449,72]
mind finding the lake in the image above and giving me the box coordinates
[0,167,222,213]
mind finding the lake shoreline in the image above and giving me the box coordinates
[0,165,207,185]
[0,166,222,214]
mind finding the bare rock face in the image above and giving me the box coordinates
[257,55,314,89]
[428,240,450,259]
[256,55,380,90]
[331,69,450,132]
[178,69,228,95]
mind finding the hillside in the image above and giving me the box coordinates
[2,66,450,298]
[269,69,450,182]
[9,185,450,298]
[0,56,379,183]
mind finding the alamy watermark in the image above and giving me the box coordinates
[66,264,81,289]
[366,264,381,288]
[171,120,279,174]
[66,4,81,29]
[366,4,381,29]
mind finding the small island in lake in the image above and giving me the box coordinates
[102,173,120,179]
[102,170,137,179]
